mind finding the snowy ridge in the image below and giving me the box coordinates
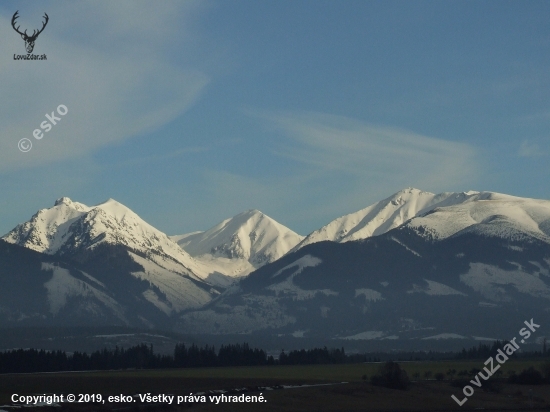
[3,197,223,315]
[291,188,475,252]
[2,197,217,289]
[3,197,91,254]
[171,209,303,279]
[407,191,550,243]
[292,188,550,251]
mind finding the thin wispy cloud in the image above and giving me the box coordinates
[252,110,479,188]
[0,1,209,172]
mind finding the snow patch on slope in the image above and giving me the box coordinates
[272,254,322,278]
[42,263,124,320]
[355,289,384,301]
[407,280,467,296]
[266,254,336,300]
[177,295,296,334]
[339,331,385,340]
[129,252,212,312]
[391,237,421,256]
[460,263,550,302]
[422,333,467,340]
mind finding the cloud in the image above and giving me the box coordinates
[0,0,209,172]
[251,110,479,189]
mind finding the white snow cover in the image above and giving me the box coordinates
[339,331,385,340]
[422,333,467,340]
[171,209,304,279]
[354,288,384,301]
[529,261,549,277]
[1,197,218,287]
[129,252,212,313]
[407,191,550,242]
[390,236,421,257]
[42,263,125,320]
[291,188,473,251]
[267,255,337,300]
[292,188,550,251]
[177,295,296,334]
[271,254,322,278]
[460,262,550,302]
[407,280,467,296]
[3,198,90,254]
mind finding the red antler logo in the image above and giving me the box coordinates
[11,11,49,54]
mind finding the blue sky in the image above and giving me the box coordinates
[0,0,549,236]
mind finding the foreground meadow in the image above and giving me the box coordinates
[1,359,549,411]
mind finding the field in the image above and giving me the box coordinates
[1,359,549,411]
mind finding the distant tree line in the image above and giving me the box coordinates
[1,340,548,374]
[0,343,355,373]
[0,344,172,373]
[456,339,549,360]
[455,341,510,360]
[174,343,272,367]
[278,347,347,365]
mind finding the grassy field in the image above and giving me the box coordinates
[0,359,548,411]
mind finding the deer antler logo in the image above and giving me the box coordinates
[11,11,49,54]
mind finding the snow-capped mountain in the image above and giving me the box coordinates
[408,191,550,243]
[0,239,212,328]
[2,189,550,347]
[176,190,550,348]
[4,197,198,270]
[171,210,304,284]
[291,188,479,252]
[2,198,221,318]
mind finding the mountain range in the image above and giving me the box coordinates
[1,188,549,349]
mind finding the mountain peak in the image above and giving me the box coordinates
[290,188,484,252]
[54,197,73,207]
[3,197,191,261]
[171,209,304,279]
[397,187,426,194]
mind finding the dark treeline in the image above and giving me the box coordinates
[0,343,351,374]
[0,344,173,373]
[174,343,272,367]
[279,347,347,365]
[455,340,509,360]
[456,339,549,360]
[1,340,548,374]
